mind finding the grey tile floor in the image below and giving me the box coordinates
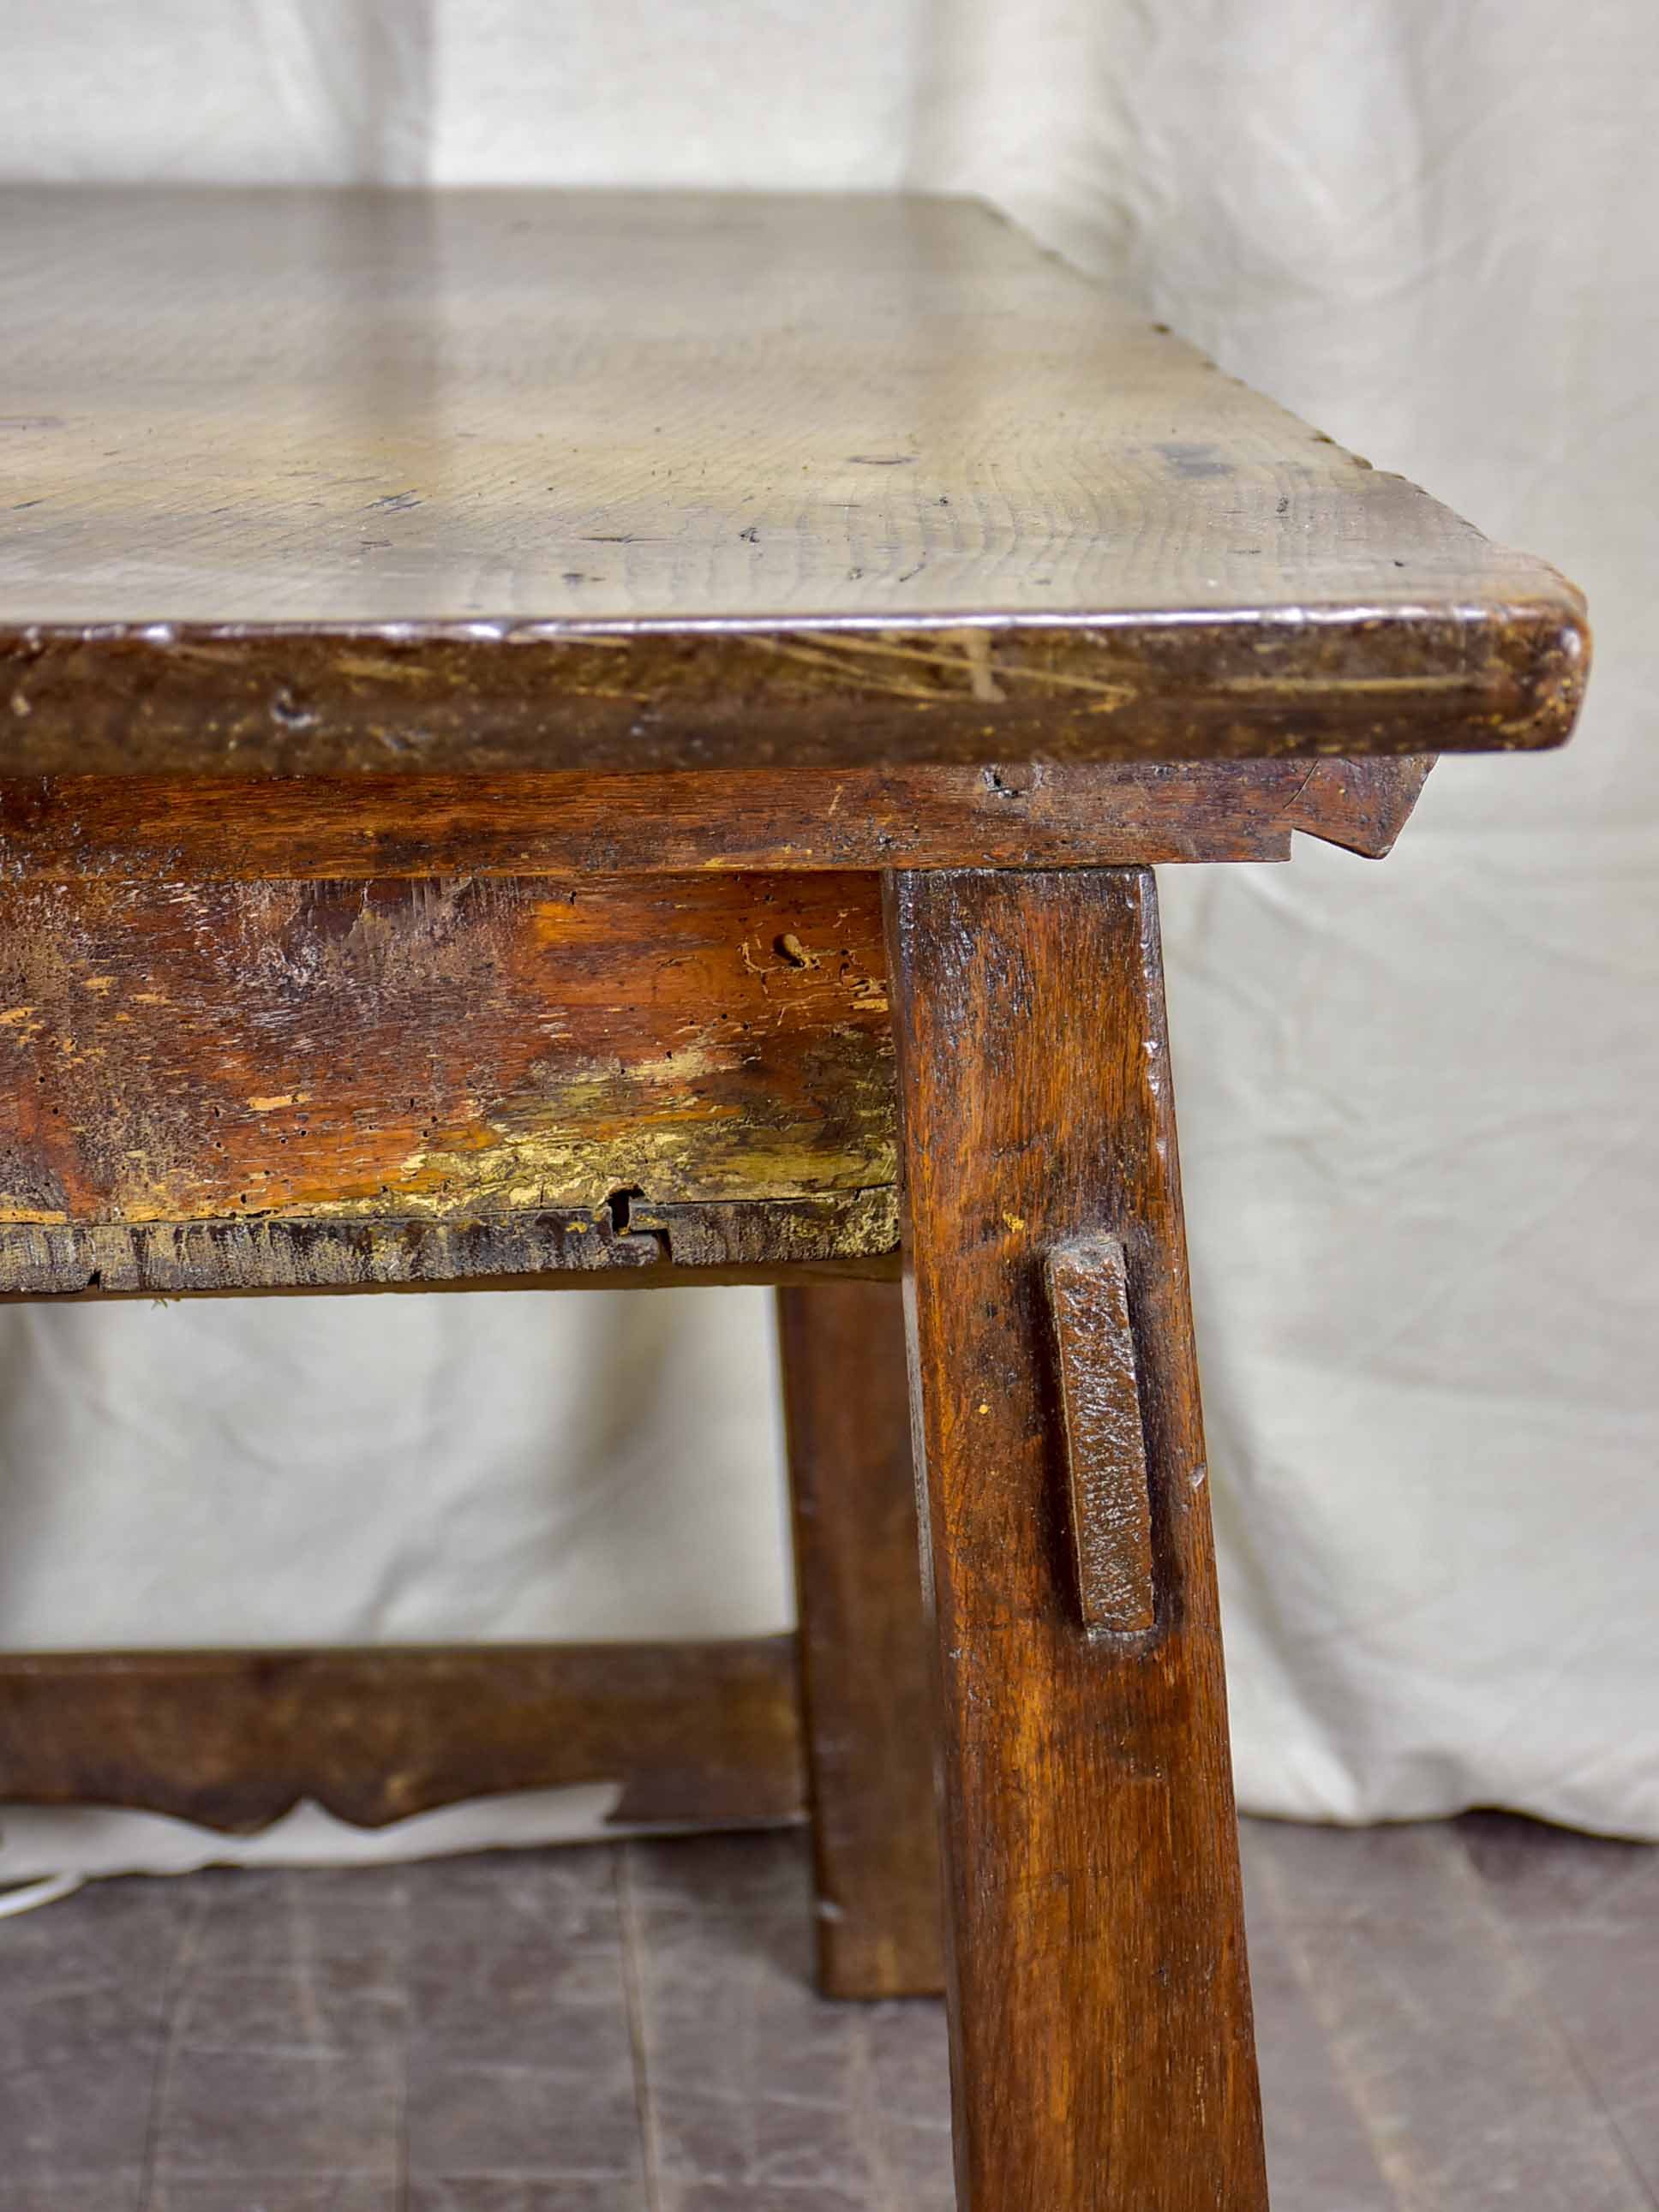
[1,1814,1655,2211]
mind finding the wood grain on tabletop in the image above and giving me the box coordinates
[0,189,1584,773]
[884,865,1266,2211]
[778,1279,944,2000]
[0,1639,806,1836]
[0,869,901,1294]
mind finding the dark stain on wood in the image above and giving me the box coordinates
[0,1638,806,1833]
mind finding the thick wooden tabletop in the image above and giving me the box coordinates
[0,188,1584,774]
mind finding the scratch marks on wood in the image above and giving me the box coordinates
[744,627,1137,711]
[1045,1234,1158,1634]
[0,194,1588,774]
[0,607,1585,775]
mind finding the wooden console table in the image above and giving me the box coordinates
[0,188,1586,2209]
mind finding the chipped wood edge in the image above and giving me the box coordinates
[0,1191,901,1298]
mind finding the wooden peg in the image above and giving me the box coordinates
[1045,1235,1158,1634]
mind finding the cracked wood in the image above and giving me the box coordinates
[0,870,899,1293]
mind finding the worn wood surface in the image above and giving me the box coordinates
[0,190,1585,773]
[778,1280,944,2000]
[1045,1235,1159,1635]
[0,757,1435,881]
[0,1200,902,1300]
[886,865,1266,2211]
[0,1638,806,1833]
[0,870,899,1293]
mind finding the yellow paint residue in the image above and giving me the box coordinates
[417,1118,500,1157]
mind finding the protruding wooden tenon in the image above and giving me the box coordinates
[1045,1234,1159,1635]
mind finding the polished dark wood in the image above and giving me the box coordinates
[0,1638,805,1832]
[1,191,1584,774]
[779,1280,944,1999]
[885,865,1267,2210]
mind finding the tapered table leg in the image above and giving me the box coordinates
[883,866,1268,2212]
[778,1280,944,1998]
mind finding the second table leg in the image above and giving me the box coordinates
[778,1278,943,1999]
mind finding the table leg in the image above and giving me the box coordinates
[778,1279,944,1998]
[883,866,1268,2211]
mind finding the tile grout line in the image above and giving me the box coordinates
[135,1881,214,2212]
[392,1867,413,2212]
[851,2002,905,2212]
[1454,1826,1659,2212]
[617,1843,666,2212]
[1245,1832,1410,2212]
[1264,1822,1655,2212]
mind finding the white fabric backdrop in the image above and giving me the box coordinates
[0,0,1654,1880]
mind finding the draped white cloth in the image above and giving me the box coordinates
[1,0,1653,1879]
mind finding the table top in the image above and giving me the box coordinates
[0,188,1586,774]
